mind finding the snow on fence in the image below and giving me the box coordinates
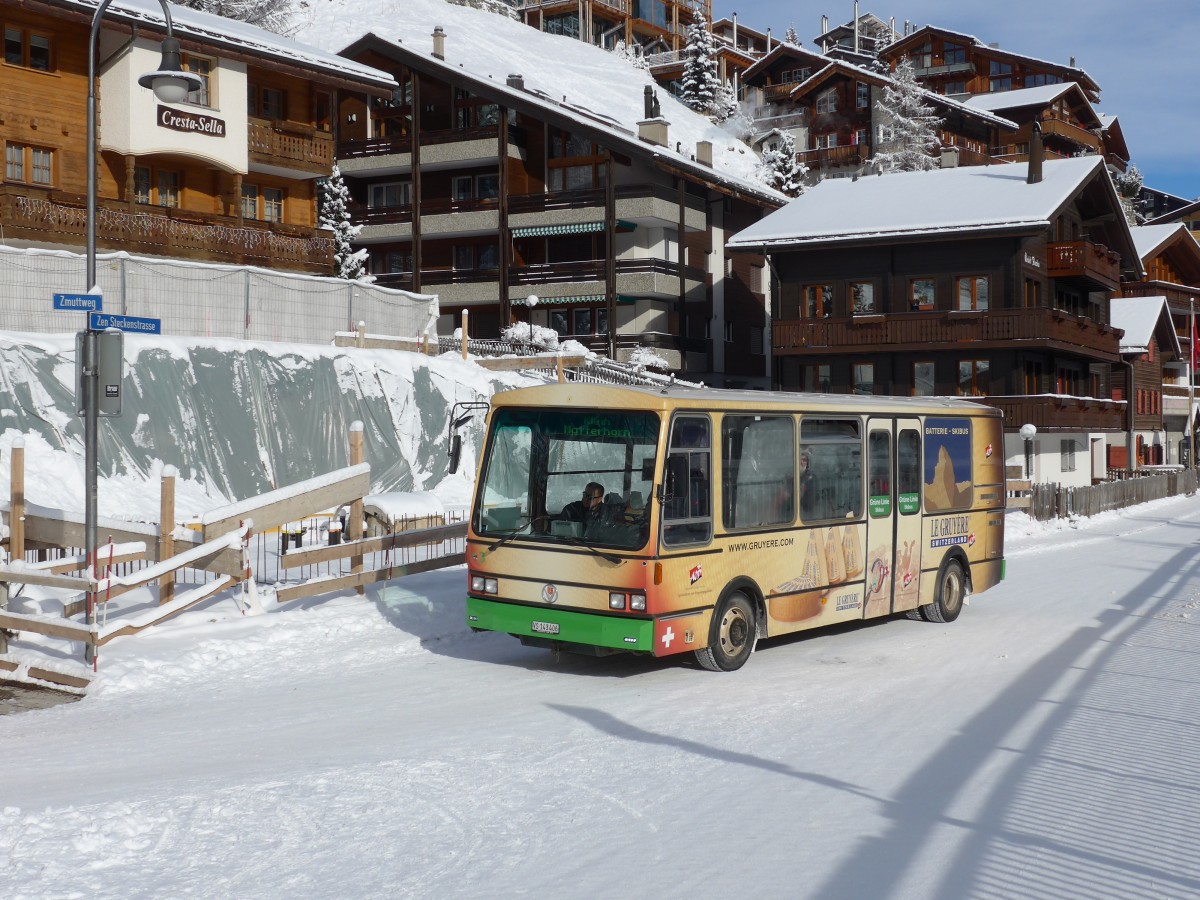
[0,426,466,688]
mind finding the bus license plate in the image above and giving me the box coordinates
[531,621,560,635]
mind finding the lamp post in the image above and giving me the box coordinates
[1019,423,1037,481]
[83,0,201,647]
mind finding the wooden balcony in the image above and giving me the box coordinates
[1046,241,1122,291]
[984,395,1127,433]
[247,118,334,175]
[1040,117,1102,154]
[796,145,865,169]
[773,308,1121,362]
[0,186,332,274]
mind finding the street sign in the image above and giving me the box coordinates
[53,293,103,312]
[89,312,162,335]
[75,329,124,418]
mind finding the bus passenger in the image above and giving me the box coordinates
[799,450,817,519]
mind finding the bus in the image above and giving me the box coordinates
[463,383,1006,671]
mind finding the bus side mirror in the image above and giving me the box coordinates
[449,433,463,474]
[446,400,489,475]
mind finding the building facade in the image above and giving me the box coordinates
[0,0,393,275]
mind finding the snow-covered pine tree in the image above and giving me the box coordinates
[784,24,800,45]
[711,82,739,125]
[318,165,372,282]
[1113,164,1146,226]
[612,40,648,70]
[872,57,942,173]
[758,132,808,197]
[680,14,718,113]
[180,0,292,33]
[445,0,520,20]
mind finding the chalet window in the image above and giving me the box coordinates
[1023,278,1040,307]
[1061,440,1076,472]
[133,167,151,204]
[751,327,765,355]
[851,281,875,314]
[856,82,869,108]
[815,133,837,149]
[261,88,285,120]
[913,361,935,396]
[596,307,608,335]
[958,360,989,396]
[1026,73,1061,88]
[543,12,580,39]
[944,43,967,65]
[956,276,989,311]
[944,81,966,95]
[263,187,283,223]
[1024,361,1043,394]
[5,27,51,71]
[816,90,837,114]
[803,284,833,318]
[4,142,23,180]
[31,147,51,184]
[383,252,412,273]
[476,173,499,199]
[453,245,474,270]
[183,54,213,107]
[478,244,499,271]
[246,83,258,117]
[157,171,180,208]
[852,129,868,146]
[452,176,473,201]
[802,365,831,393]
[551,309,569,334]
[314,91,333,133]
[574,308,592,335]
[3,143,49,184]
[368,181,411,208]
[910,42,932,68]
[853,363,874,396]
[988,61,1013,92]
[910,278,936,310]
[241,183,258,219]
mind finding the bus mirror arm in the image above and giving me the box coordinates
[446,401,490,474]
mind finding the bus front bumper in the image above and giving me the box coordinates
[466,597,655,653]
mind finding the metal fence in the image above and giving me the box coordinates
[1022,469,1199,521]
[0,245,438,344]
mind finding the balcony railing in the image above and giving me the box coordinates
[1040,117,1102,153]
[796,145,865,168]
[912,60,973,78]
[508,258,706,286]
[1046,241,1122,291]
[339,134,413,159]
[247,119,333,174]
[507,183,705,216]
[773,308,1121,361]
[1,186,332,273]
[984,395,1126,433]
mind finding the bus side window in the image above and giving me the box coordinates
[800,418,863,522]
[897,428,921,514]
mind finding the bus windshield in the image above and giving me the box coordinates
[475,407,660,551]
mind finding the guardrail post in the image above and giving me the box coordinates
[159,466,176,605]
[10,437,24,563]
[356,320,366,349]
[349,421,364,595]
[461,309,469,360]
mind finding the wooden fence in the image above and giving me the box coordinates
[1009,469,1199,522]
[0,424,466,689]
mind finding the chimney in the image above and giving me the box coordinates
[696,140,713,167]
[766,27,772,52]
[432,26,445,60]
[822,14,828,32]
[853,1,860,53]
[1028,120,1044,184]
[639,87,668,146]
[732,11,738,47]
[506,73,524,91]
[1070,55,1076,67]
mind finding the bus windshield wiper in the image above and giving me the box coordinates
[556,534,624,565]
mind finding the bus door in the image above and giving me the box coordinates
[864,418,923,616]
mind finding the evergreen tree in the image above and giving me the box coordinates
[872,58,942,172]
[318,165,372,282]
[680,15,718,113]
[784,24,800,45]
[1114,164,1146,226]
[180,0,293,33]
[758,132,808,197]
[711,82,739,125]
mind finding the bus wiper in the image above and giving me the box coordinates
[557,534,624,565]
[482,516,549,555]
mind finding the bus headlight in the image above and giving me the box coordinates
[630,593,646,611]
[470,575,485,592]
[470,575,499,595]
[609,592,626,609]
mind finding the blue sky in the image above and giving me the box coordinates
[716,1,1199,201]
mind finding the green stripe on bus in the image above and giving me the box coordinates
[466,597,655,652]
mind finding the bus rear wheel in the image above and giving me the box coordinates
[923,559,966,624]
[696,592,756,672]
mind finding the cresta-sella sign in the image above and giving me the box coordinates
[157,104,226,138]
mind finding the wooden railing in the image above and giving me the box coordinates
[984,394,1126,432]
[1046,241,1122,291]
[796,145,865,168]
[247,118,333,173]
[0,186,332,273]
[1040,117,1102,153]
[773,308,1121,360]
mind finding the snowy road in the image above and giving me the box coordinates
[3,497,1200,898]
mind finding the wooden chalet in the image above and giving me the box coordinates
[518,0,710,56]
[332,19,783,387]
[0,0,393,274]
[879,25,1101,104]
[1109,295,1181,467]
[727,151,1143,484]
[812,11,898,65]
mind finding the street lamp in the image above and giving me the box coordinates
[1019,423,1037,481]
[83,0,201,646]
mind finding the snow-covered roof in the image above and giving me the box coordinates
[1110,295,1178,357]
[962,83,1077,112]
[1131,224,1193,263]
[727,156,1108,250]
[291,0,782,203]
[55,0,395,89]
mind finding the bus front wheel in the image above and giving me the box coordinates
[923,559,966,624]
[696,592,757,672]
